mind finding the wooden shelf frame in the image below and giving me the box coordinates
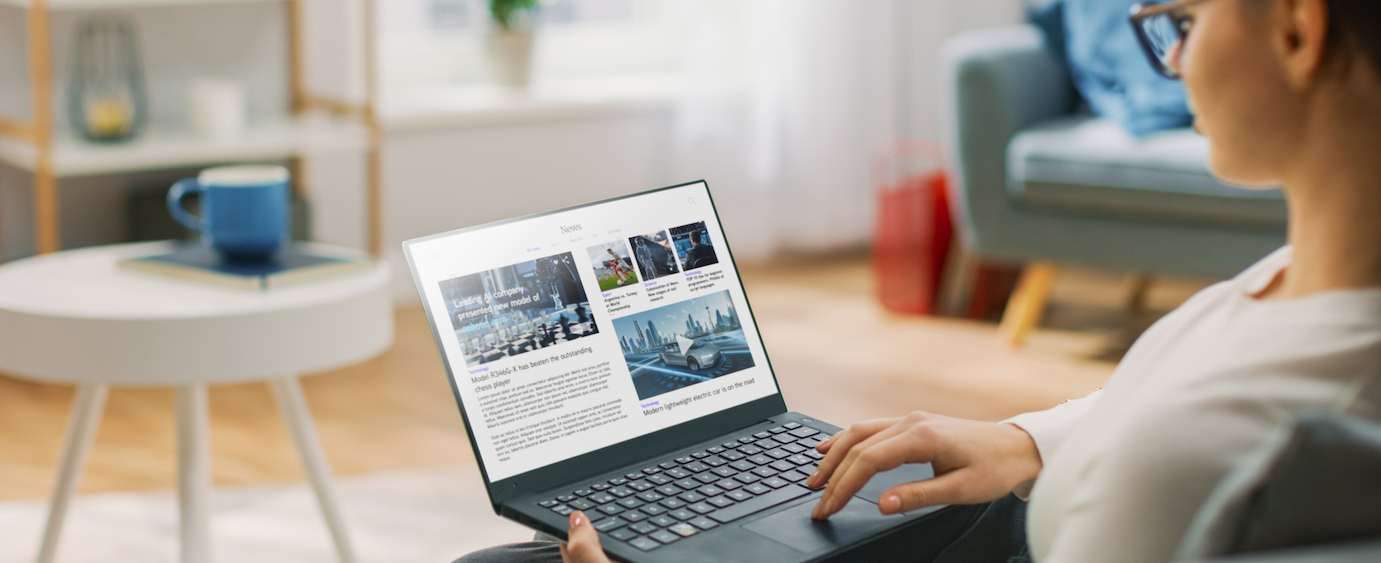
[0,0,384,258]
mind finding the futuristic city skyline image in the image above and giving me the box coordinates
[611,290,754,400]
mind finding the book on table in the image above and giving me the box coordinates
[117,243,373,290]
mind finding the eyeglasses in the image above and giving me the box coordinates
[1130,0,1215,80]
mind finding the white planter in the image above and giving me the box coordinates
[485,29,536,89]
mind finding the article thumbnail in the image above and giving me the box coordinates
[628,230,680,281]
[439,252,598,367]
[669,221,719,270]
[611,290,755,400]
[586,240,639,291]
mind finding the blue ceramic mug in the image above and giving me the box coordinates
[167,165,289,262]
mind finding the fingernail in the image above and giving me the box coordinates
[881,494,900,514]
[807,472,819,488]
[572,511,584,527]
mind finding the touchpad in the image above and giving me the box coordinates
[743,498,905,553]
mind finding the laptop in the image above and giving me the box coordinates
[404,181,947,562]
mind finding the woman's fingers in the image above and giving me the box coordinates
[808,417,899,490]
[877,471,969,515]
[559,511,611,563]
[814,431,936,519]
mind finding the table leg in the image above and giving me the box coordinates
[270,376,358,563]
[175,384,212,563]
[36,384,109,563]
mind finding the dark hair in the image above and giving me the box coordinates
[1325,0,1381,74]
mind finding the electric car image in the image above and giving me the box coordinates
[658,339,722,371]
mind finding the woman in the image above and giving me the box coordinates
[465,0,1381,560]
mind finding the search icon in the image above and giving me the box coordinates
[688,197,695,204]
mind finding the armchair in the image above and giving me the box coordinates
[942,26,1288,345]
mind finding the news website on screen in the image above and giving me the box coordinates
[409,183,780,482]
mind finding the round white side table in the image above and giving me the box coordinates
[0,241,394,563]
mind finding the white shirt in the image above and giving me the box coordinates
[1007,247,1381,563]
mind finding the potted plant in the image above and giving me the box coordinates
[486,0,540,89]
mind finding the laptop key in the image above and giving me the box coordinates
[753,431,772,439]
[650,515,677,527]
[590,493,616,504]
[684,462,710,473]
[650,530,681,544]
[609,528,640,542]
[767,449,792,460]
[623,510,648,522]
[722,441,741,449]
[574,489,594,497]
[668,522,699,537]
[755,438,782,450]
[781,444,807,454]
[640,504,667,516]
[779,470,808,482]
[692,451,710,459]
[659,498,687,509]
[609,478,629,485]
[789,427,820,438]
[626,472,645,481]
[716,478,743,490]
[806,450,824,460]
[637,491,664,502]
[703,456,727,467]
[714,465,739,477]
[747,455,774,465]
[598,504,624,515]
[610,486,635,498]
[630,536,662,551]
[594,518,627,532]
[569,499,596,510]
[647,474,672,485]
[708,485,811,524]
[678,491,706,503]
[772,432,797,443]
[643,467,662,475]
[693,473,720,484]
[738,437,756,444]
[659,462,678,469]
[770,460,796,472]
[629,480,654,491]
[769,426,789,434]
[745,483,772,495]
[655,485,680,496]
[631,522,660,535]
[669,508,697,521]
[726,490,753,502]
[697,485,725,497]
[690,516,720,530]
[706,495,735,508]
[784,422,802,429]
[539,500,558,508]
[618,498,643,509]
[664,468,692,479]
[752,466,777,478]
[739,445,764,455]
[708,446,726,454]
[675,478,699,490]
[797,437,820,449]
[675,456,694,464]
[730,460,755,472]
[551,505,573,516]
[721,450,746,461]
[591,483,612,491]
[689,502,716,514]
[557,494,577,502]
[787,454,813,466]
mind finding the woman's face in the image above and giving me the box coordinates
[1173,0,1302,187]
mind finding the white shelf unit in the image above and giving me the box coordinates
[0,0,382,257]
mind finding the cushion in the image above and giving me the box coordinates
[1065,0,1194,135]
[1176,411,1381,560]
[1007,117,1286,229]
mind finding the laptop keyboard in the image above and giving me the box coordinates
[536,422,830,552]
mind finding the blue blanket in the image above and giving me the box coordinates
[1063,0,1194,135]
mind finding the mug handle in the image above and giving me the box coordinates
[167,178,206,233]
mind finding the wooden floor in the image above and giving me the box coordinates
[0,254,1209,501]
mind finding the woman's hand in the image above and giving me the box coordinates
[559,511,611,563]
[808,412,1042,520]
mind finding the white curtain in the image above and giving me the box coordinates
[670,0,904,260]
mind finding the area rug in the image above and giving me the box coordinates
[0,466,533,563]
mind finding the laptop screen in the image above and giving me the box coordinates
[406,182,782,482]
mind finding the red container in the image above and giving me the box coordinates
[873,141,954,315]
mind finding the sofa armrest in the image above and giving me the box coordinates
[942,25,1077,251]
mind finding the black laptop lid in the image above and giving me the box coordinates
[404,181,788,510]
